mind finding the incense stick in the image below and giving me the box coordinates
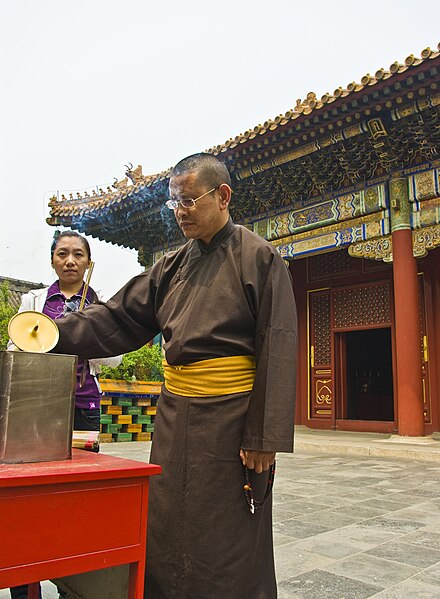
[78,261,95,311]
[78,261,95,388]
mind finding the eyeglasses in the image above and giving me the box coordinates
[165,187,217,210]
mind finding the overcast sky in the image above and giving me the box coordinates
[1,0,439,297]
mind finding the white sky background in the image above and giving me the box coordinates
[0,0,439,297]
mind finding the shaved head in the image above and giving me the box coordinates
[170,153,231,189]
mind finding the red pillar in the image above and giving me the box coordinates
[392,229,425,436]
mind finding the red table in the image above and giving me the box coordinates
[0,450,161,598]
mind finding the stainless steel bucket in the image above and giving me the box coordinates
[0,351,77,463]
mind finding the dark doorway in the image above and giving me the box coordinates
[346,328,394,421]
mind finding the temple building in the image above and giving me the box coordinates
[47,44,440,437]
[0,277,46,309]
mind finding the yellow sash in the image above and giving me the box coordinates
[163,355,256,397]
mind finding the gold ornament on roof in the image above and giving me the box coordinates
[295,92,317,113]
[112,177,129,190]
[125,163,144,184]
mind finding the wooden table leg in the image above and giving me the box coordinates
[128,562,144,598]
[28,582,40,599]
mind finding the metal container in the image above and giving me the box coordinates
[0,351,77,464]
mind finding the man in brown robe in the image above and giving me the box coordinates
[54,153,297,598]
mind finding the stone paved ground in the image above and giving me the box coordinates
[273,450,440,599]
[2,435,440,598]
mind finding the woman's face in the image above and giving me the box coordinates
[51,237,90,287]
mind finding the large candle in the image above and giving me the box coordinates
[8,311,59,353]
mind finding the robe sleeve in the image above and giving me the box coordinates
[241,249,297,453]
[54,270,161,359]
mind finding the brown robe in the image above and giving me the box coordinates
[55,218,297,598]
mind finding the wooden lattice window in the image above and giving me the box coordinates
[333,283,391,328]
[308,250,358,281]
[312,294,331,365]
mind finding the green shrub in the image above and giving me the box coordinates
[0,282,18,350]
[99,343,164,382]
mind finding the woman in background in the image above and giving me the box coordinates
[9,230,122,599]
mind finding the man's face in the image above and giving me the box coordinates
[169,171,229,245]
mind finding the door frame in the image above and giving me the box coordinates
[334,327,395,425]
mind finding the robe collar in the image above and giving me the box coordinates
[196,217,236,254]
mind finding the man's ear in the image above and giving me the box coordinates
[218,184,232,210]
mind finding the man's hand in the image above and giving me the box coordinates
[240,449,276,474]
